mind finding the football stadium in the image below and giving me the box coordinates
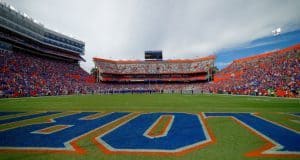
[0,0,300,160]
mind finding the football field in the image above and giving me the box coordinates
[0,94,299,160]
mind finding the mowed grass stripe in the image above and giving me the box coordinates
[0,94,299,112]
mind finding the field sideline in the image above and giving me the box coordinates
[0,94,300,160]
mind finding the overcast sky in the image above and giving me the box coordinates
[2,0,300,72]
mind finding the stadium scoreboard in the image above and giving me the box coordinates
[145,50,163,60]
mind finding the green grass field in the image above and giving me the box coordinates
[0,94,299,160]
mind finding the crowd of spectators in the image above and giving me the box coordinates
[0,49,94,97]
[209,46,300,97]
[94,57,215,74]
[1,44,299,98]
[94,45,300,97]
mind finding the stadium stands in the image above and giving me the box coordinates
[0,2,92,98]
[93,56,215,82]
[212,44,300,97]
[1,44,300,97]
[0,2,299,98]
[91,44,300,97]
[1,43,299,98]
[0,50,94,97]
[94,56,215,74]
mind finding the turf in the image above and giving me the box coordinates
[0,94,299,160]
[0,94,299,112]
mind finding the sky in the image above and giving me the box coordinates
[2,0,300,72]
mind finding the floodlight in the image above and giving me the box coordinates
[272,27,281,36]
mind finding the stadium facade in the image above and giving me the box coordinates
[93,55,215,83]
[0,2,85,62]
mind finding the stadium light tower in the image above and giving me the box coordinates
[272,27,281,36]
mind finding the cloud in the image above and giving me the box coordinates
[215,62,232,68]
[3,0,300,72]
